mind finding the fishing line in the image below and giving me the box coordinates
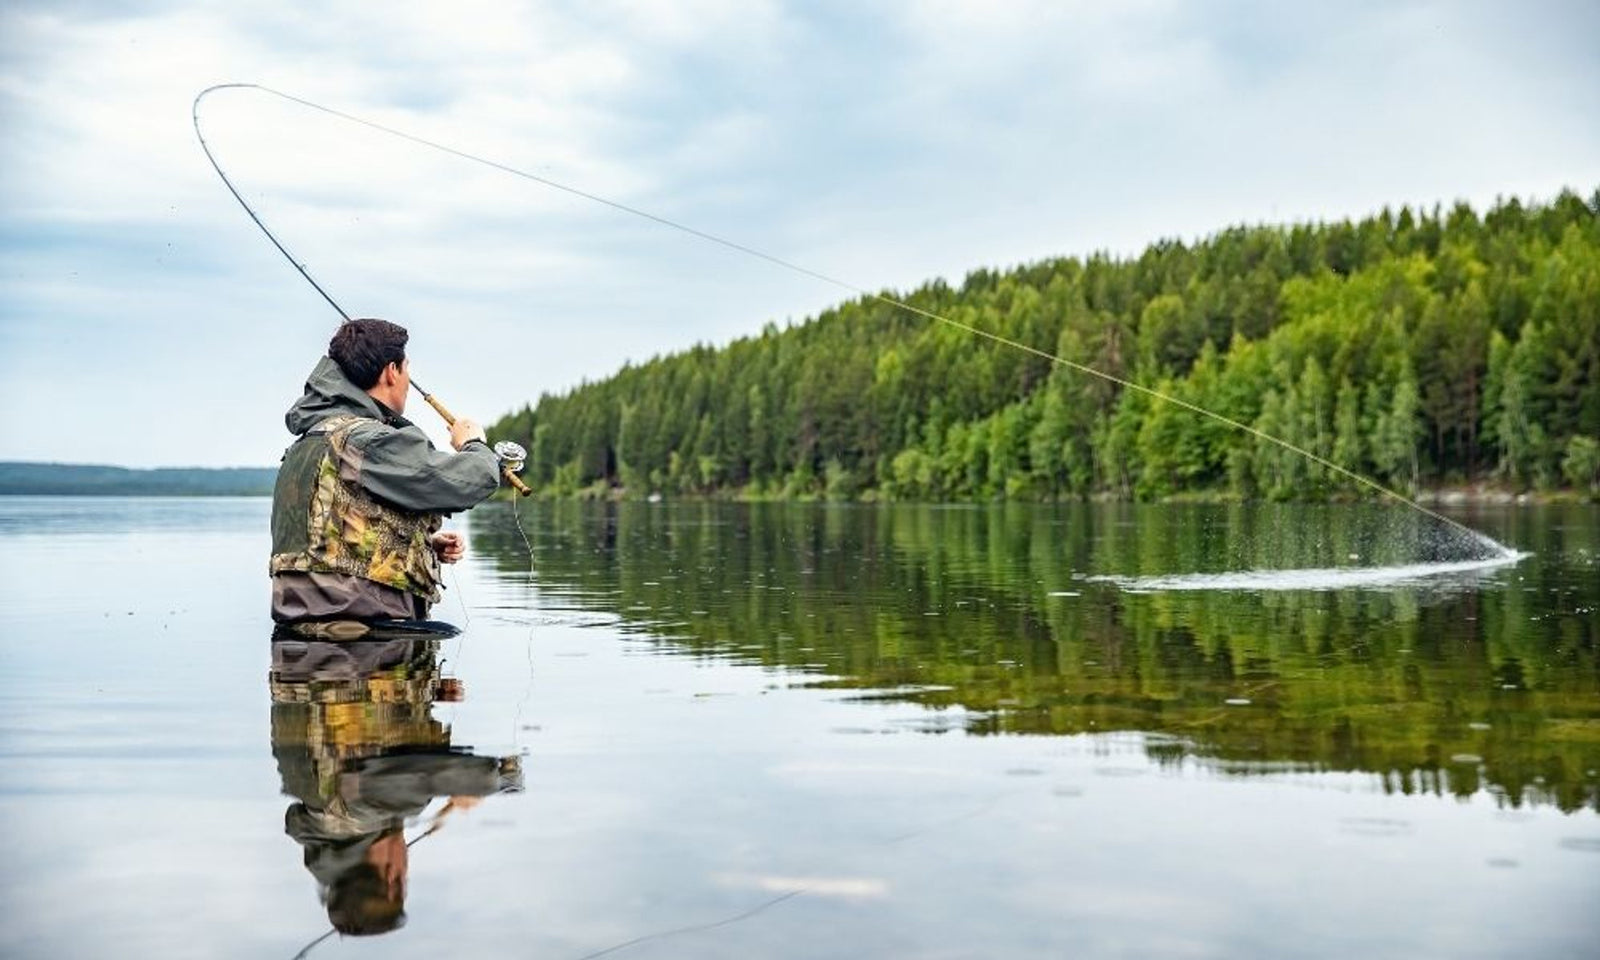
[198,83,1509,960]
[451,568,473,629]
[440,562,472,718]
[197,84,540,658]
[508,494,538,751]
[289,928,336,960]
[194,85,461,436]
[192,82,1509,555]
[570,788,1022,960]
[572,891,805,960]
[286,807,453,960]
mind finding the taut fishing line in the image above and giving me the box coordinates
[192,82,1514,560]
[197,84,1520,960]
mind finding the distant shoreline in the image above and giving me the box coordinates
[502,484,1593,506]
[4,462,1587,504]
[0,462,276,497]
[0,491,273,497]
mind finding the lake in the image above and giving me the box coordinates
[0,496,1596,958]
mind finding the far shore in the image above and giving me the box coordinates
[495,483,1596,506]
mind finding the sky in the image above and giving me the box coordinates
[2,0,1597,468]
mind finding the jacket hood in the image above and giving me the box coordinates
[285,356,389,436]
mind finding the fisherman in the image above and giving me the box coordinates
[270,318,502,627]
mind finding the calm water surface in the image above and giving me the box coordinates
[0,497,1596,958]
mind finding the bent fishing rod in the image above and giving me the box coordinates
[191,83,1505,553]
[191,85,531,496]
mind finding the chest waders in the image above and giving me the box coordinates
[270,416,443,606]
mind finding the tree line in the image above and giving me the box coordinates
[0,462,277,496]
[490,189,1600,500]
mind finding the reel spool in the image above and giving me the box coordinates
[492,441,531,496]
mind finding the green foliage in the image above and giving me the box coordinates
[1563,436,1600,494]
[490,189,1600,500]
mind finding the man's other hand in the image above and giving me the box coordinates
[431,531,466,564]
[450,417,487,450]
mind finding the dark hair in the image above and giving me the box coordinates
[324,841,407,936]
[329,319,408,390]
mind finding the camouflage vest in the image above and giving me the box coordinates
[270,415,443,605]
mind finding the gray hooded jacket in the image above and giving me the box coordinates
[271,357,500,621]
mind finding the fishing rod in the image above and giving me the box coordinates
[286,806,470,960]
[191,84,531,497]
[191,83,1507,555]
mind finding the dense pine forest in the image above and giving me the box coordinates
[490,189,1600,501]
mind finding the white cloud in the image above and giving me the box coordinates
[1,0,1597,466]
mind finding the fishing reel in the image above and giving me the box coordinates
[492,440,533,497]
[492,440,527,473]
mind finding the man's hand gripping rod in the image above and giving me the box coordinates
[411,380,533,497]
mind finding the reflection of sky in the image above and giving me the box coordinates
[3,2,1599,467]
[2,500,1598,958]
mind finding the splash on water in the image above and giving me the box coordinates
[1088,510,1525,593]
[1090,551,1526,593]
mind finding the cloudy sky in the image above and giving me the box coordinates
[2,0,1597,468]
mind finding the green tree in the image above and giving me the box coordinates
[1332,378,1365,486]
[1561,435,1600,494]
[1372,367,1423,491]
[1136,293,1205,377]
[488,190,1600,501]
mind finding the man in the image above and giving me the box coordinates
[270,318,502,625]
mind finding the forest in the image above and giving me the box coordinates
[489,189,1600,501]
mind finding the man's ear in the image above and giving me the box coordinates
[382,361,402,386]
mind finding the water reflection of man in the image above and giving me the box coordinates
[270,633,522,937]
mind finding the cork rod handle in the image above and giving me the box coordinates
[422,392,458,426]
[504,471,533,497]
[421,388,532,497]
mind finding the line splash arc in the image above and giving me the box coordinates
[1087,551,1528,593]
[192,82,1523,567]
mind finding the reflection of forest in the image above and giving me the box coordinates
[472,501,1599,813]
